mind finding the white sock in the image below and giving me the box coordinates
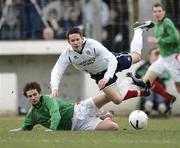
[130,28,143,55]
[118,77,133,98]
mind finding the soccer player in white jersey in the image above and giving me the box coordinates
[50,22,154,104]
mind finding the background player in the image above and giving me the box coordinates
[128,3,179,113]
[135,47,172,116]
[139,3,179,108]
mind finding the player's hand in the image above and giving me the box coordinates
[50,89,59,97]
[98,79,108,90]
[148,36,158,44]
[45,129,53,132]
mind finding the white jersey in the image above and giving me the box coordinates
[51,38,117,90]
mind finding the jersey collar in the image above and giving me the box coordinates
[79,37,87,54]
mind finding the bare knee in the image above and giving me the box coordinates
[103,85,123,104]
[105,94,123,104]
[112,97,123,104]
[133,56,141,63]
[131,52,141,64]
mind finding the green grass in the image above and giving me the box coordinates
[1,116,180,148]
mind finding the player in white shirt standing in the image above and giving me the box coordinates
[50,21,154,104]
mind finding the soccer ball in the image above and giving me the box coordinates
[128,110,148,129]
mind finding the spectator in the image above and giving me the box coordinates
[101,8,119,51]
[44,8,64,38]
[20,0,43,39]
[42,0,61,22]
[102,8,128,52]
[42,0,76,39]
[101,0,129,52]
[58,8,83,39]
[42,26,54,40]
[0,0,21,40]
[85,0,109,27]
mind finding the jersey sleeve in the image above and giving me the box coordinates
[94,40,117,80]
[22,108,36,130]
[50,49,70,90]
[44,97,61,130]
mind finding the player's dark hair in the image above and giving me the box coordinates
[23,82,42,97]
[66,27,83,39]
[153,2,165,10]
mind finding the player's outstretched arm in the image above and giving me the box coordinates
[9,127,23,132]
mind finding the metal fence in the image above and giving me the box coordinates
[0,0,130,52]
[0,0,179,51]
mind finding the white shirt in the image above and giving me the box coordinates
[50,38,117,90]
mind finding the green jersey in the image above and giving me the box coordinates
[22,95,74,131]
[154,16,180,57]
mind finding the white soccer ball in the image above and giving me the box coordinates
[128,110,148,129]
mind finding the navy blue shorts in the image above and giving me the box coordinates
[90,52,132,89]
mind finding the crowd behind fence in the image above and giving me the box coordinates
[0,0,130,53]
[0,0,179,53]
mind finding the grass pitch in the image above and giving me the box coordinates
[0,116,180,148]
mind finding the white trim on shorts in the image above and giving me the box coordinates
[149,53,180,82]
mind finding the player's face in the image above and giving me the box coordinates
[26,89,41,105]
[152,6,165,22]
[68,33,83,52]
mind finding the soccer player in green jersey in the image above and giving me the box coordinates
[129,2,179,113]
[141,3,180,108]
[9,81,119,131]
